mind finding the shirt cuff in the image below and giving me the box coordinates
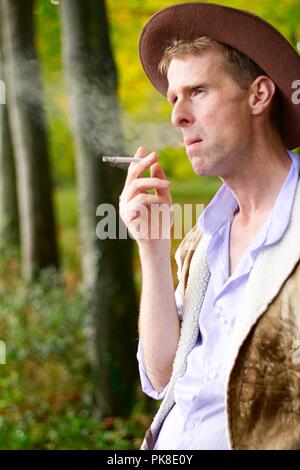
[174,283,183,321]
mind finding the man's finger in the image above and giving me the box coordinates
[125,150,158,186]
[150,162,172,199]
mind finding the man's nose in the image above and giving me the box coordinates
[171,101,194,128]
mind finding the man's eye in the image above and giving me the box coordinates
[193,88,204,96]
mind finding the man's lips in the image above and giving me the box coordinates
[184,138,203,147]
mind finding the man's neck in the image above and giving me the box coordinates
[221,132,292,226]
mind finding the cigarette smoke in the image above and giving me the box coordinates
[8,58,183,163]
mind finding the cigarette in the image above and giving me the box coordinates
[102,156,142,164]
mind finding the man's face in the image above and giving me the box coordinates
[167,49,252,177]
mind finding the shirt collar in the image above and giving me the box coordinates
[257,149,299,248]
[198,182,238,235]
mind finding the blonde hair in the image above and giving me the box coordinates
[159,37,281,130]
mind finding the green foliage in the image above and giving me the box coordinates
[0,247,150,449]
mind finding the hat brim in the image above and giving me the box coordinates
[139,2,300,150]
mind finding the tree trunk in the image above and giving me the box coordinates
[60,0,139,416]
[0,0,59,278]
[0,51,19,246]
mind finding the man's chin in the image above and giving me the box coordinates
[193,167,212,176]
[188,153,212,176]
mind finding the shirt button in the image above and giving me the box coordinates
[208,370,218,381]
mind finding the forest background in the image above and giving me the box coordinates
[0,0,299,449]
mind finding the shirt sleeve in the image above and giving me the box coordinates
[136,282,183,400]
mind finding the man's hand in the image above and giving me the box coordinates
[119,147,173,245]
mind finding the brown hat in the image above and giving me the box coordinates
[139,2,300,150]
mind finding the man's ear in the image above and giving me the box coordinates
[248,76,276,116]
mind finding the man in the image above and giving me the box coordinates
[119,3,300,449]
